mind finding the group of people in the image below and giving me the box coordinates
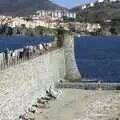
[0,42,53,68]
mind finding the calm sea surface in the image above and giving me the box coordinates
[74,36,120,83]
[0,36,54,52]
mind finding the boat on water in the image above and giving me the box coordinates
[74,33,90,37]
[77,34,81,37]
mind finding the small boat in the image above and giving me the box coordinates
[77,34,81,37]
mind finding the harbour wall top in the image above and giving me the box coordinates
[0,30,81,119]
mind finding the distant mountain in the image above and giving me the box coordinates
[0,0,65,16]
[70,2,120,21]
[70,5,82,13]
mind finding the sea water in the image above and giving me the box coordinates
[0,36,54,52]
[74,36,120,83]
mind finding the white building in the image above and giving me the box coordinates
[97,0,120,3]
[8,17,26,27]
[90,3,94,7]
[110,0,120,2]
[74,22,101,32]
[8,17,48,28]
[97,0,104,2]
[35,10,76,19]
[87,23,101,32]
[82,5,87,10]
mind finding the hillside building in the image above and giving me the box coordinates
[34,10,76,19]
[90,3,94,7]
[81,2,94,10]
[97,0,120,3]
[82,5,87,10]
[97,0,104,2]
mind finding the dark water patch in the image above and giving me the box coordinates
[0,36,54,52]
[74,36,120,83]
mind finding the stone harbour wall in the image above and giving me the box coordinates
[63,34,81,81]
[0,49,65,120]
[0,34,81,120]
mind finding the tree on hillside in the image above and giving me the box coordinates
[109,27,117,35]
[24,28,34,36]
[0,26,5,35]
[12,27,21,35]
[21,24,26,29]
[34,26,44,36]
[5,27,13,36]
[0,25,13,36]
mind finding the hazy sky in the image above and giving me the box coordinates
[51,0,96,8]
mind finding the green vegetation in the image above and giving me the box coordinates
[0,25,58,36]
[70,2,120,35]
[71,2,120,22]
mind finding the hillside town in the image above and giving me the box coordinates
[0,0,120,36]
[0,10,76,28]
[81,0,120,10]
[0,11,101,35]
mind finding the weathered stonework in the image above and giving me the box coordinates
[0,34,81,120]
[64,34,81,81]
[0,49,65,120]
